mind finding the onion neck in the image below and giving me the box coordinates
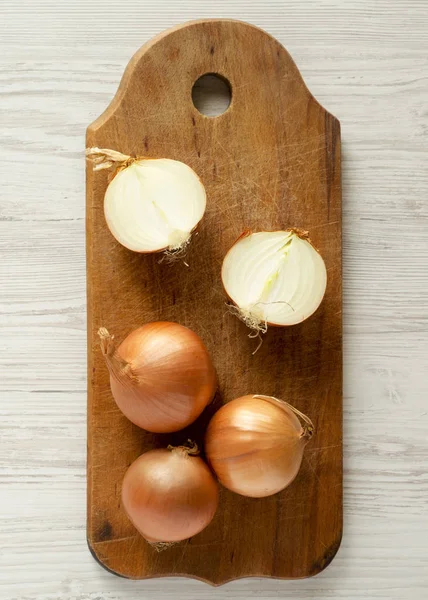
[86,147,143,172]
[168,440,199,458]
[253,395,314,440]
[98,327,136,384]
[288,227,310,241]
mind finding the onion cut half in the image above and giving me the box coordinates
[104,158,206,254]
[222,229,327,329]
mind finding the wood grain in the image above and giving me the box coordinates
[86,19,342,584]
[2,1,428,599]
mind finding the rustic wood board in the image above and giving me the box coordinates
[86,19,342,585]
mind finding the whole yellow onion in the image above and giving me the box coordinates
[205,395,314,498]
[122,444,219,543]
[98,322,216,433]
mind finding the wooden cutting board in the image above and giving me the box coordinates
[86,19,342,585]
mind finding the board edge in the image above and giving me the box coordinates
[86,19,340,137]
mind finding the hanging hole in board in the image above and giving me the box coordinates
[192,74,231,117]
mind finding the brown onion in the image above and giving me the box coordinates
[122,444,219,543]
[98,322,216,433]
[205,395,314,498]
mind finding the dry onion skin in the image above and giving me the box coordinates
[122,444,219,544]
[205,394,314,498]
[86,148,206,256]
[98,322,216,433]
[222,230,327,331]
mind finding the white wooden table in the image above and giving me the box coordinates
[1,1,427,598]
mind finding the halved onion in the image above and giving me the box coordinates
[222,229,327,329]
[105,158,206,253]
[87,148,206,254]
